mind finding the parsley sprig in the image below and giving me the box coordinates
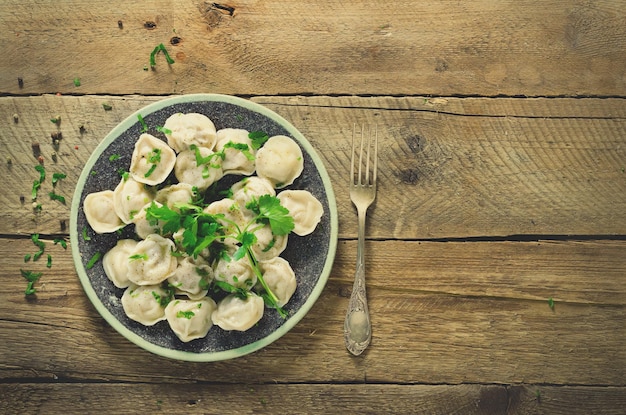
[144,193,294,318]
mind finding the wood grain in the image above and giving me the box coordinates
[2,238,624,386]
[2,95,625,238]
[1,1,625,96]
[1,383,625,415]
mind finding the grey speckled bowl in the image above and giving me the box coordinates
[70,94,338,361]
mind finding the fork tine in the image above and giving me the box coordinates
[350,124,356,185]
[373,125,377,186]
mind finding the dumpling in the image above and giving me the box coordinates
[121,284,169,326]
[203,198,248,247]
[113,176,155,224]
[211,293,264,331]
[231,176,275,218]
[277,190,323,236]
[255,135,304,188]
[126,234,177,286]
[163,112,217,153]
[215,128,256,176]
[132,202,162,239]
[174,147,224,191]
[167,256,213,300]
[155,182,196,211]
[165,298,217,342]
[103,239,138,288]
[129,133,176,186]
[83,190,124,233]
[258,257,297,307]
[250,224,288,261]
[214,255,257,289]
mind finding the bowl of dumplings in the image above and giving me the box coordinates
[70,94,338,361]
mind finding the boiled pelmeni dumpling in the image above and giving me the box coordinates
[215,128,256,176]
[83,190,124,233]
[231,176,275,218]
[126,234,177,286]
[113,176,154,224]
[214,255,257,289]
[255,135,304,188]
[165,298,217,342]
[132,202,162,239]
[168,256,213,300]
[211,293,264,331]
[163,112,217,153]
[174,147,224,191]
[277,190,323,236]
[203,198,247,247]
[121,284,169,326]
[250,224,288,261]
[258,257,297,307]
[155,182,196,211]
[129,133,176,186]
[103,239,138,288]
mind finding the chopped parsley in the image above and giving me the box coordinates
[31,234,46,261]
[52,172,67,186]
[109,154,121,162]
[149,43,175,68]
[137,114,149,132]
[129,253,148,261]
[156,125,172,135]
[54,238,68,249]
[249,131,269,150]
[49,191,66,204]
[144,148,162,178]
[82,226,92,241]
[21,269,43,296]
[86,252,101,269]
[176,310,195,319]
[46,254,52,268]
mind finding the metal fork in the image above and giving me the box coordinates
[344,124,377,356]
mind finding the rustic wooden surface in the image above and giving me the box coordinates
[1,1,625,414]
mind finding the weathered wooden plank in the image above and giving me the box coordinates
[1,238,624,385]
[1,383,624,415]
[1,95,625,238]
[1,1,625,96]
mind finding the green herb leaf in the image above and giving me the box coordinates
[49,191,66,204]
[102,103,113,111]
[53,238,68,249]
[31,233,45,261]
[86,252,101,269]
[46,254,52,268]
[31,180,41,201]
[137,114,148,133]
[82,226,92,241]
[109,154,121,162]
[24,254,31,262]
[52,172,67,186]
[149,43,175,68]
[223,141,255,161]
[249,131,269,150]
[247,195,294,236]
[548,297,555,310]
[176,310,195,319]
[129,253,148,261]
[35,165,46,183]
[20,269,43,296]
[73,77,81,87]
[156,125,172,135]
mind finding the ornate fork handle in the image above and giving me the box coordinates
[344,205,371,355]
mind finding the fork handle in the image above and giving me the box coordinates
[344,207,372,356]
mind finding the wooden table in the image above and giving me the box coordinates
[1,1,625,413]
